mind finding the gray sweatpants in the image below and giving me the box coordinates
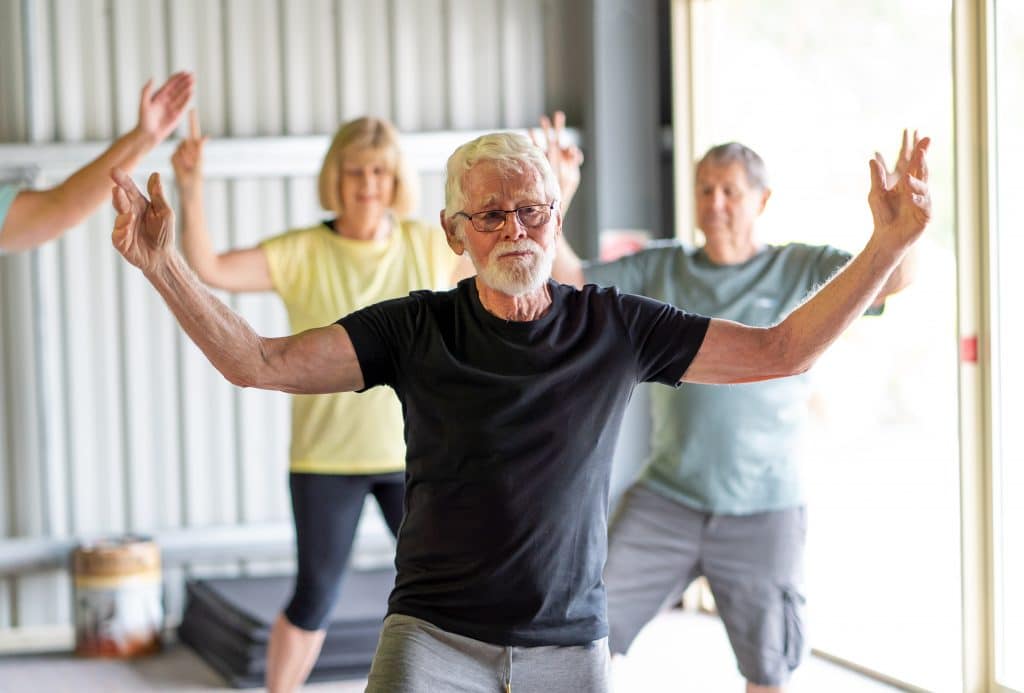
[365,613,610,692]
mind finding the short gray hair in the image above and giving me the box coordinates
[697,142,769,190]
[443,132,559,222]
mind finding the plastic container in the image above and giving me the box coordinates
[72,536,163,657]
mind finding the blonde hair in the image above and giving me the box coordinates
[317,117,418,217]
[443,132,559,223]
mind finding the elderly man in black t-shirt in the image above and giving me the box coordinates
[109,130,930,693]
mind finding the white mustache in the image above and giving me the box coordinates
[491,240,542,258]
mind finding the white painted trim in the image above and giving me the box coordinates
[953,0,998,691]
[0,129,581,183]
[669,0,695,243]
[0,523,294,575]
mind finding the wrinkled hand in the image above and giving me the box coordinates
[530,111,583,213]
[171,109,207,193]
[137,71,195,143]
[111,169,176,274]
[868,135,931,251]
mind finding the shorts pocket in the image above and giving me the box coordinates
[781,586,806,671]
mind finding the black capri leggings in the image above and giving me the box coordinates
[284,471,405,631]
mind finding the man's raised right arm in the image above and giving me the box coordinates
[111,168,364,394]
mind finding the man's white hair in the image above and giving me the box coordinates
[443,132,560,223]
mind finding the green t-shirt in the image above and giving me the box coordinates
[585,240,860,514]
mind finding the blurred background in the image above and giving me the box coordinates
[0,1,1019,691]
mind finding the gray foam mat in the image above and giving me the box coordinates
[178,567,394,688]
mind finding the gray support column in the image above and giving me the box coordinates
[588,0,663,254]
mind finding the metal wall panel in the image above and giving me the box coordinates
[0,0,575,632]
[446,0,502,129]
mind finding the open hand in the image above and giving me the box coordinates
[171,109,207,193]
[868,135,931,251]
[874,128,920,189]
[137,72,195,143]
[111,169,176,274]
[530,111,584,213]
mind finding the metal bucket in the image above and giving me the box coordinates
[72,536,163,657]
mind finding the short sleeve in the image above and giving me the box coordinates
[583,240,683,296]
[810,245,884,316]
[336,294,419,391]
[583,253,648,295]
[0,185,21,253]
[260,228,307,296]
[810,245,853,286]
[616,290,710,386]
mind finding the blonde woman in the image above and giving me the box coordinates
[171,114,471,692]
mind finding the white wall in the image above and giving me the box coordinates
[0,0,577,631]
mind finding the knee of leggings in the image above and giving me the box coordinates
[283,576,341,631]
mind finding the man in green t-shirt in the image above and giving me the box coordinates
[550,127,918,692]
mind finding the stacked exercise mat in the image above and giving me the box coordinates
[178,566,395,687]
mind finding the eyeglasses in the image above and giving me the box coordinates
[454,201,557,233]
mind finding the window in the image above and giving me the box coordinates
[688,1,962,689]
[992,1,1024,688]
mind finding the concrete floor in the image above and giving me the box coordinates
[0,610,904,692]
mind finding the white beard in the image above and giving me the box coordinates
[471,239,554,296]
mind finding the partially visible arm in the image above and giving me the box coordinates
[870,245,917,309]
[868,129,922,308]
[172,109,273,292]
[683,137,932,385]
[0,72,194,252]
[449,254,476,284]
[111,168,364,394]
[533,112,587,288]
[532,111,583,215]
[551,231,585,287]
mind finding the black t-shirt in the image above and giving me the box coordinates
[338,278,710,646]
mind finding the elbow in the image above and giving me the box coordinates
[184,256,219,287]
[770,323,817,378]
[223,369,256,389]
[222,337,274,389]
[221,363,260,389]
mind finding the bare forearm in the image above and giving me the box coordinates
[142,251,361,393]
[775,236,907,373]
[145,252,269,386]
[50,128,157,227]
[4,129,158,249]
[873,245,918,306]
[177,188,218,273]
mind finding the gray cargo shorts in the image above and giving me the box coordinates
[604,482,806,687]
[365,613,610,692]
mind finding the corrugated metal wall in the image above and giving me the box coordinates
[0,0,577,631]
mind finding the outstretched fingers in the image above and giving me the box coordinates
[152,71,193,104]
[188,108,202,140]
[111,185,137,252]
[868,157,886,196]
[910,137,930,182]
[111,168,147,210]
[139,78,154,108]
[900,139,932,224]
[148,172,170,214]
